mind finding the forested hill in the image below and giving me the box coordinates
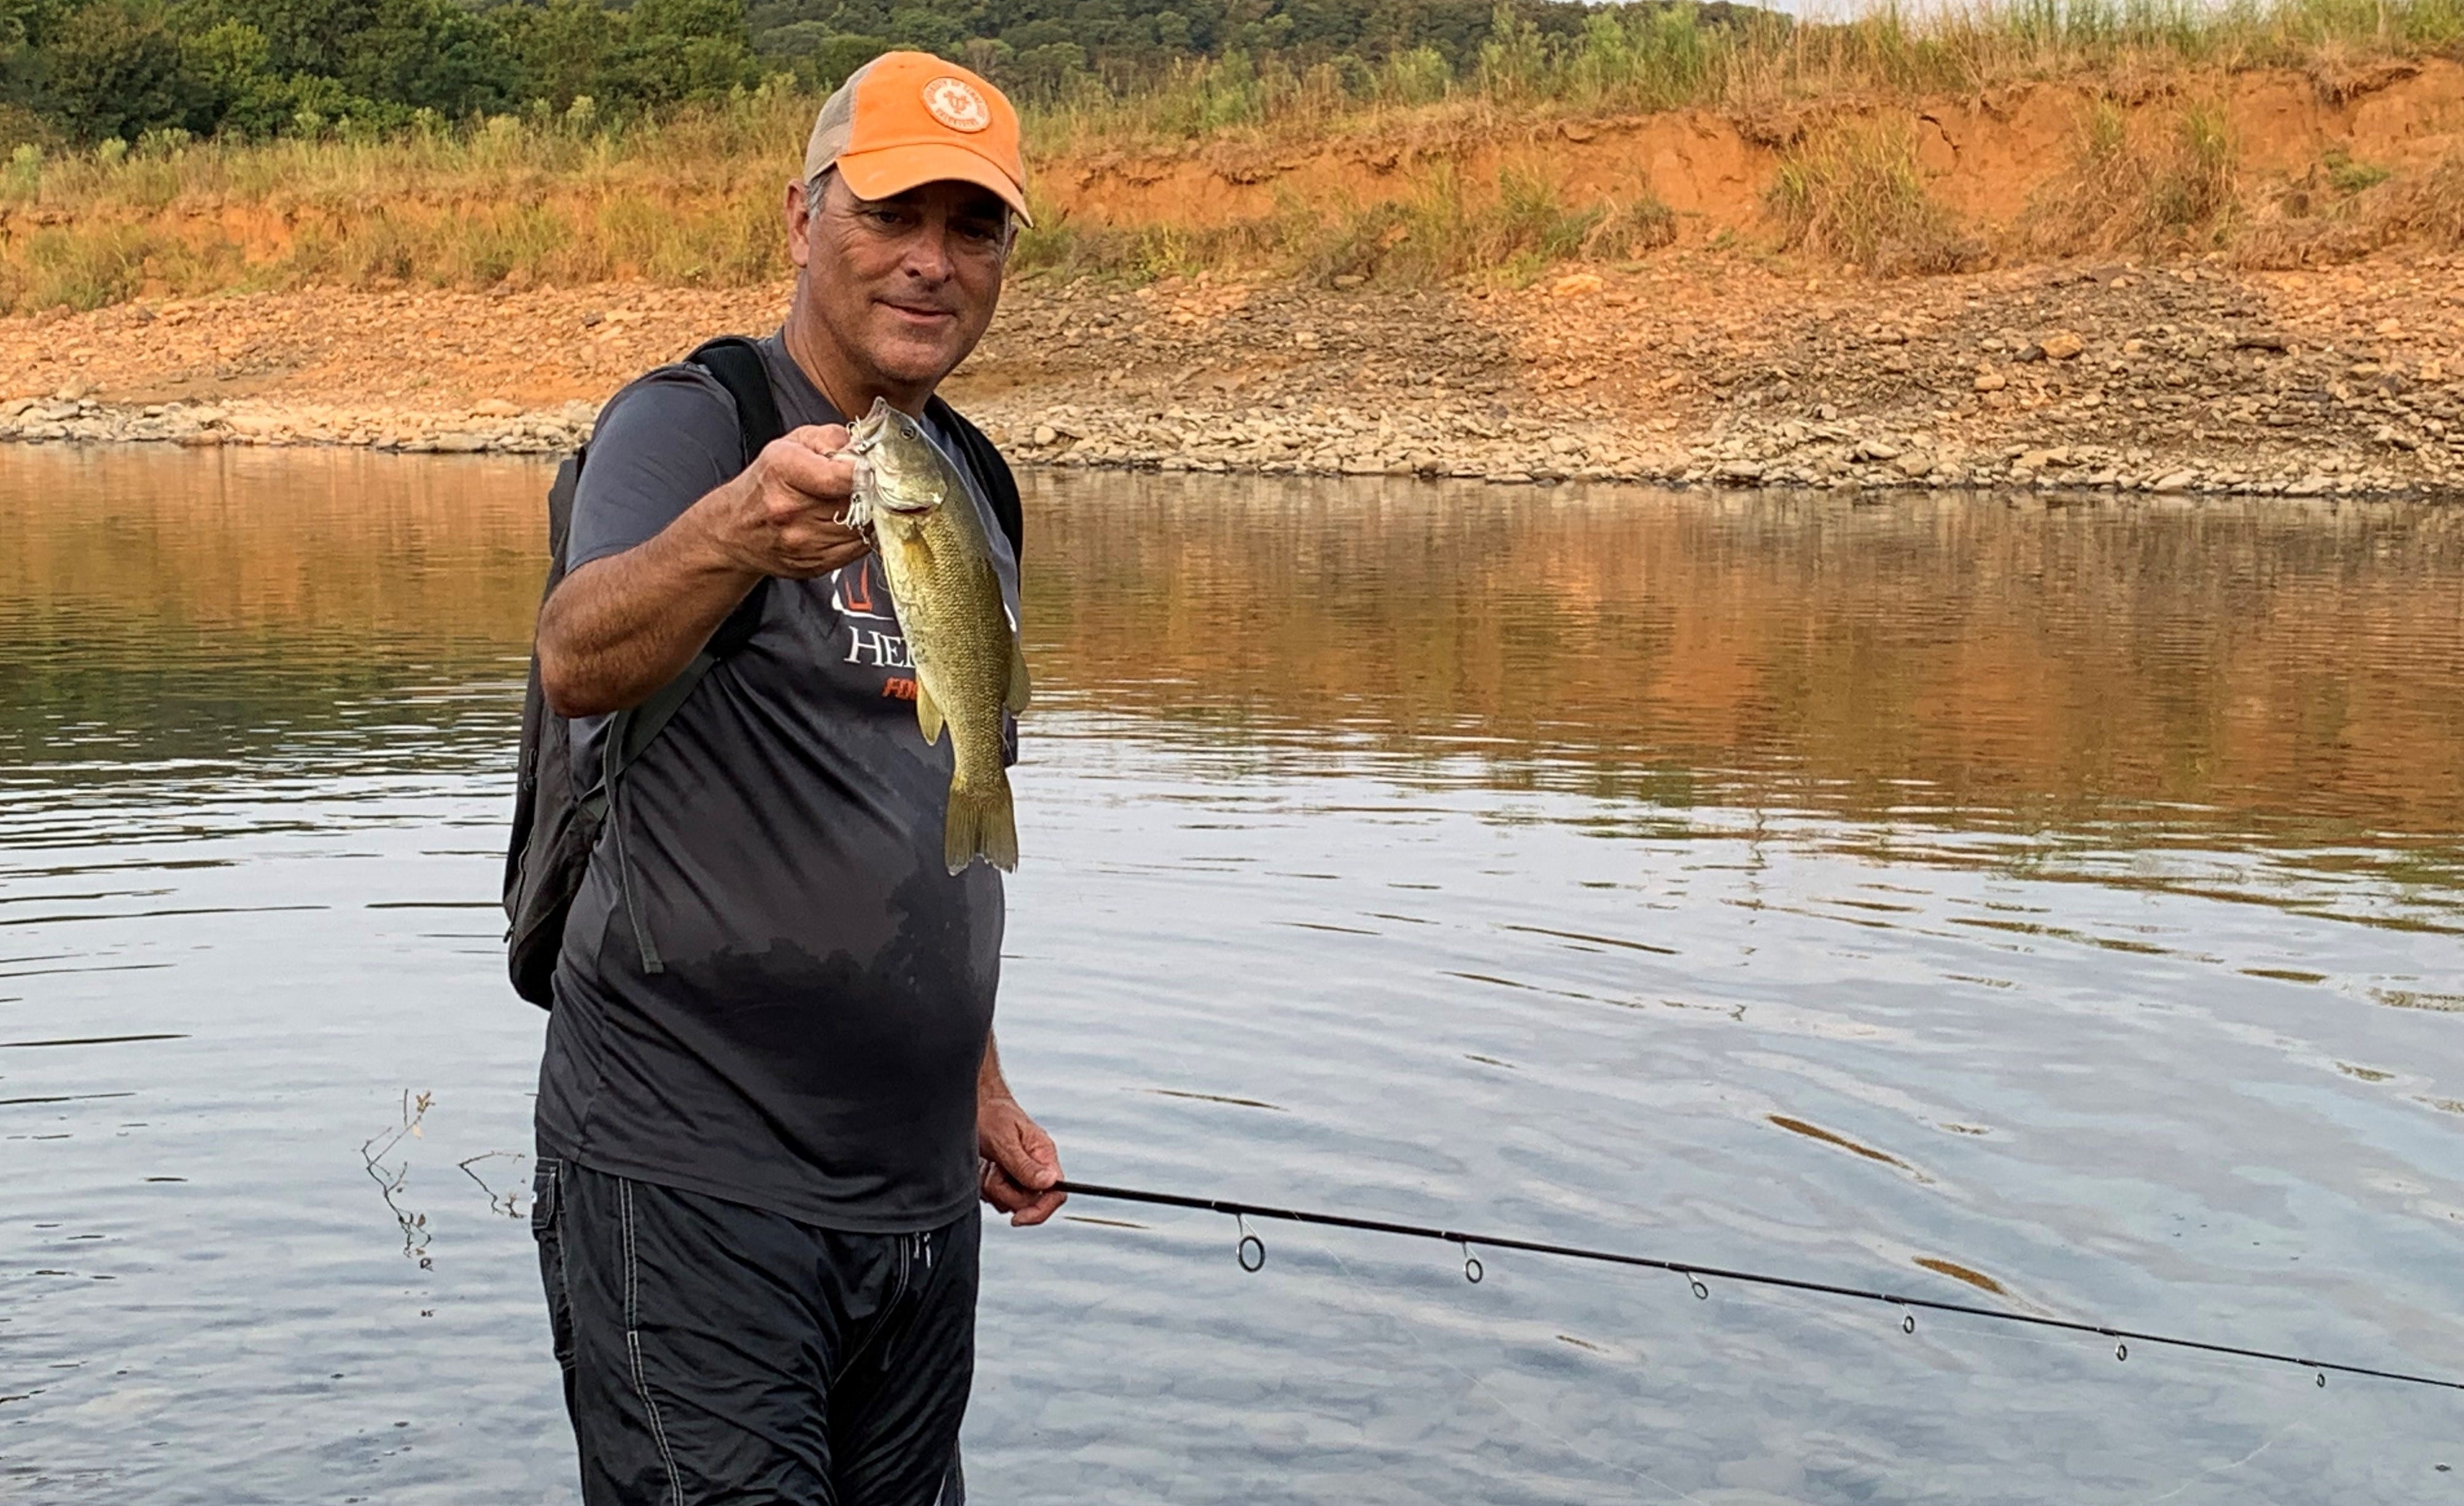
[0,0,1758,147]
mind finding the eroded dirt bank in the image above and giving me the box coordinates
[3,247,2458,496]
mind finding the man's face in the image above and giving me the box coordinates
[789,173,1010,397]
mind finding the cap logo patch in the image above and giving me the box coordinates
[922,76,991,133]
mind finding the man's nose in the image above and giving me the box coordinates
[903,220,954,282]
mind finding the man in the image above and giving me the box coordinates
[527,52,1062,1505]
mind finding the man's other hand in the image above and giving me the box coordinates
[977,1094,1065,1228]
[694,423,869,580]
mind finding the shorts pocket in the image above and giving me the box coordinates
[531,1155,563,1240]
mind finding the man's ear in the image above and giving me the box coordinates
[785,178,814,269]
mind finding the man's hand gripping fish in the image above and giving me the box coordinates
[839,398,1030,873]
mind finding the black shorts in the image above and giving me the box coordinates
[533,1157,975,1506]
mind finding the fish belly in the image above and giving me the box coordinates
[882,520,1020,873]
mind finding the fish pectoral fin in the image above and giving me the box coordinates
[915,678,946,746]
[1005,637,1032,714]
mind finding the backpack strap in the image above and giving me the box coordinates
[591,335,791,973]
[686,335,785,654]
[926,396,1024,562]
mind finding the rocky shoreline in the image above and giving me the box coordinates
[2,388,2438,501]
[3,251,2458,499]
[0,393,599,456]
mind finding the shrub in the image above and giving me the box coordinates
[1766,117,1981,274]
[2022,97,2241,254]
[1582,192,1679,259]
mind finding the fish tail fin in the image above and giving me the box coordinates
[945,771,1018,874]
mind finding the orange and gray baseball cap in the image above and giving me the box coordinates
[804,53,1032,225]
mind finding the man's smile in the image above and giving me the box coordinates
[880,298,958,327]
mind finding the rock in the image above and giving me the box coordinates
[1331,274,1366,291]
[1032,424,1058,445]
[2040,331,2086,361]
[1973,369,2008,392]
[1550,273,1606,298]
[2151,470,2196,493]
[470,398,521,418]
[1893,451,1934,478]
[433,432,491,453]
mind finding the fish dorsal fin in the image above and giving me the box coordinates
[1006,637,1031,715]
[915,677,946,746]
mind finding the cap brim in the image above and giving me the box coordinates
[836,142,1033,227]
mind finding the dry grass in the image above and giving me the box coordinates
[0,89,812,311]
[1020,163,1649,289]
[2021,98,2241,255]
[2395,147,2464,245]
[4,0,2464,310]
[2234,143,2464,265]
[1765,119,1984,273]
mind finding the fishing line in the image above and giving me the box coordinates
[1052,1180,2464,1395]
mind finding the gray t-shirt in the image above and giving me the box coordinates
[534,331,1020,1233]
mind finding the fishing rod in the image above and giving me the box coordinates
[1052,1179,2464,1395]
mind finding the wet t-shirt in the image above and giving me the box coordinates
[534,330,1020,1233]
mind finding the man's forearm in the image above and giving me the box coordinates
[538,426,870,717]
[978,1031,1014,1106]
[537,499,763,718]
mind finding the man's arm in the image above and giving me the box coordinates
[978,1033,1065,1227]
[538,426,870,719]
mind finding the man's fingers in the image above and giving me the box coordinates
[995,1118,1062,1190]
[1009,1188,1065,1228]
[758,442,856,510]
[780,422,852,455]
[979,1141,1067,1225]
[979,1159,1031,1209]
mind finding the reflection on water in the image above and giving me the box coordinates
[4,447,2462,1504]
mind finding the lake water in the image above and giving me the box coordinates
[6,447,2464,1504]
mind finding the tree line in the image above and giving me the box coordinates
[0,0,1695,147]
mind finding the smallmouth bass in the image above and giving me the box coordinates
[842,399,1029,873]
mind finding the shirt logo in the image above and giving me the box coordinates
[922,77,991,133]
[831,558,892,621]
